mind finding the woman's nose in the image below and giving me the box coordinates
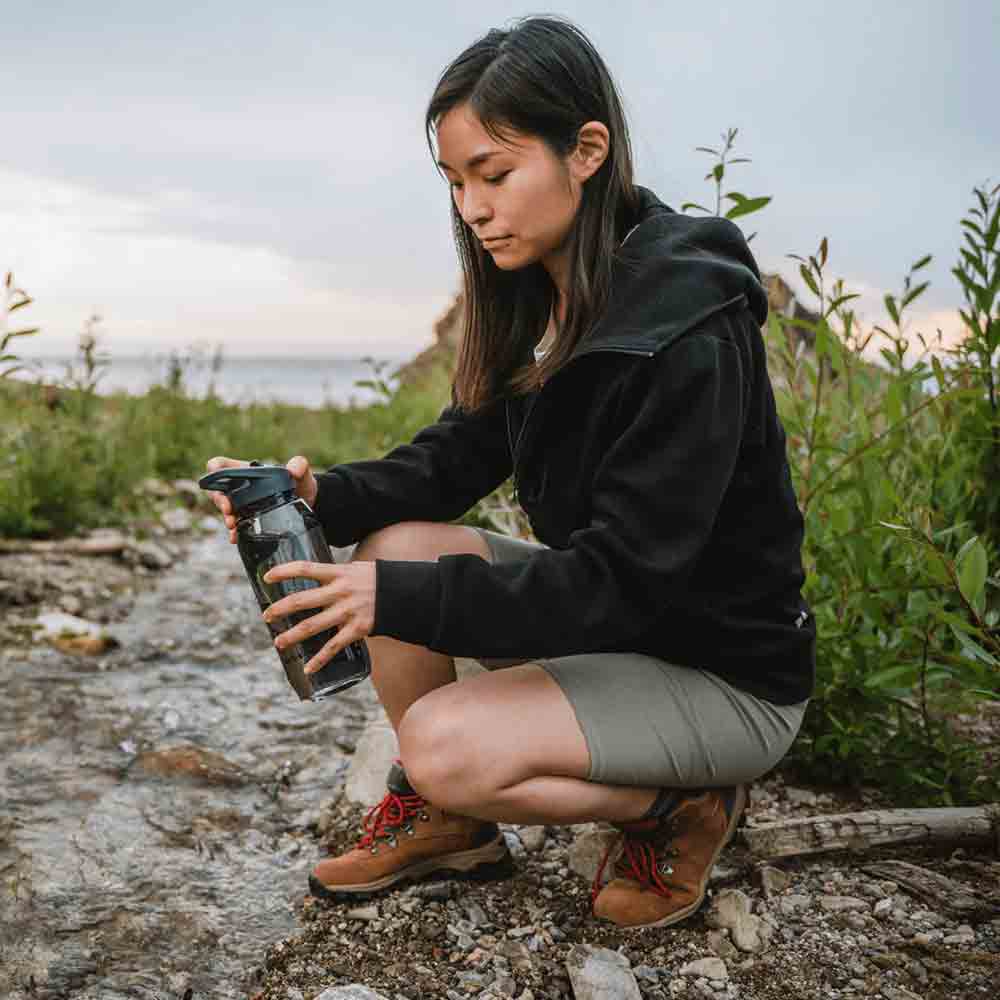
[459,188,492,229]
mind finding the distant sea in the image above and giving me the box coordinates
[13,354,413,409]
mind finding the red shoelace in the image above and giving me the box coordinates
[357,789,428,850]
[591,820,677,902]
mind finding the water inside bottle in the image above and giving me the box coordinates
[238,522,369,701]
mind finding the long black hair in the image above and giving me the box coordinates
[425,15,639,412]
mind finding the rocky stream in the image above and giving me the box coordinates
[1,485,998,1000]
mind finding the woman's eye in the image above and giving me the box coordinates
[486,171,511,184]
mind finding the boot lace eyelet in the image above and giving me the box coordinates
[370,845,379,855]
[419,811,430,821]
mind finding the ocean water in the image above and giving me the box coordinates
[13,354,413,409]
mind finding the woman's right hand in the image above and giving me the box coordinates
[204,455,319,543]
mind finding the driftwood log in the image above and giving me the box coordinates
[0,532,129,556]
[741,806,1000,860]
[860,859,1000,922]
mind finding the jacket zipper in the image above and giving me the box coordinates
[506,344,654,505]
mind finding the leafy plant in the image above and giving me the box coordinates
[1,272,40,378]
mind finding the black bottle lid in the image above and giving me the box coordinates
[197,463,295,514]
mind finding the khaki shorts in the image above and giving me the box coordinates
[470,527,808,789]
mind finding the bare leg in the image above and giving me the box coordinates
[352,521,660,826]
[400,663,659,826]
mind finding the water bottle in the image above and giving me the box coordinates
[198,462,372,702]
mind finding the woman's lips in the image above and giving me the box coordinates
[484,236,512,247]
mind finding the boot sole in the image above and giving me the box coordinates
[309,833,514,901]
[609,784,749,930]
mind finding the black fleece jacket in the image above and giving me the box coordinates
[313,185,816,705]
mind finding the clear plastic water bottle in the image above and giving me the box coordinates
[198,463,371,702]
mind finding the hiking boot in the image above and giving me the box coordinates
[309,760,512,899]
[591,785,747,928]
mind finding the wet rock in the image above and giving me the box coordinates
[678,957,728,980]
[131,539,173,569]
[345,721,399,804]
[567,823,619,883]
[565,944,641,1000]
[34,611,119,655]
[134,745,251,786]
[161,507,193,532]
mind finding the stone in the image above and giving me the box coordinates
[131,539,173,569]
[874,898,893,918]
[171,478,203,503]
[678,957,728,981]
[820,896,869,913]
[345,721,399,805]
[345,904,379,921]
[707,930,738,959]
[134,746,250,786]
[567,824,620,883]
[517,825,547,852]
[758,865,792,898]
[705,889,771,953]
[34,611,119,655]
[315,988,392,1000]
[564,945,642,1000]
[881,988,923,1000]
[160,507,193,532]
[784,787,817,806]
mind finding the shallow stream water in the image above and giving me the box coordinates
[0,527,375,999]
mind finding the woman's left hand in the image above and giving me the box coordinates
[261,560,376,674]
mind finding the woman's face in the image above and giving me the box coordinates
[435,103,583,281]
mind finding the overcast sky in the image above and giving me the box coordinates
[2,1,996,361]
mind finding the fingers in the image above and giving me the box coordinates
[273,603,347,656]
[263,577,345,623]
[286,455,310,480]
[205,456,249,541]
[303,624,367,675]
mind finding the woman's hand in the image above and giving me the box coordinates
[205,455,319,543]
[261,560,376,673]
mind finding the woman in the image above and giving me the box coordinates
[207,15,815,930]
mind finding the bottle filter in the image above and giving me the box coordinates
[198,463,371,701]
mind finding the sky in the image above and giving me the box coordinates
[2,1,997,363]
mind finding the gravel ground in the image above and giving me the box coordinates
[245,780,1000,1000]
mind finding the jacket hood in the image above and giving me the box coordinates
[579,184,769,356]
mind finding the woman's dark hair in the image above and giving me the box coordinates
[425,15,639,412]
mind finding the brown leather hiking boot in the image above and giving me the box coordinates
[309,760,512,899]
[591,785,747,928]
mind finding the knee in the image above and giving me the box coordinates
[353,521,432,562]
[398,693,485,811]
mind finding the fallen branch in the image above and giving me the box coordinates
[860,859,999,922]
[741,806,1000,860]
[0,532,129,556]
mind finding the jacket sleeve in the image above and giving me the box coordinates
[311,391,512,547]
[371,331,747,656]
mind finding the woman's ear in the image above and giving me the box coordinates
[569,120,610,183]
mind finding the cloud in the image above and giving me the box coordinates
[2,167,448,358]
